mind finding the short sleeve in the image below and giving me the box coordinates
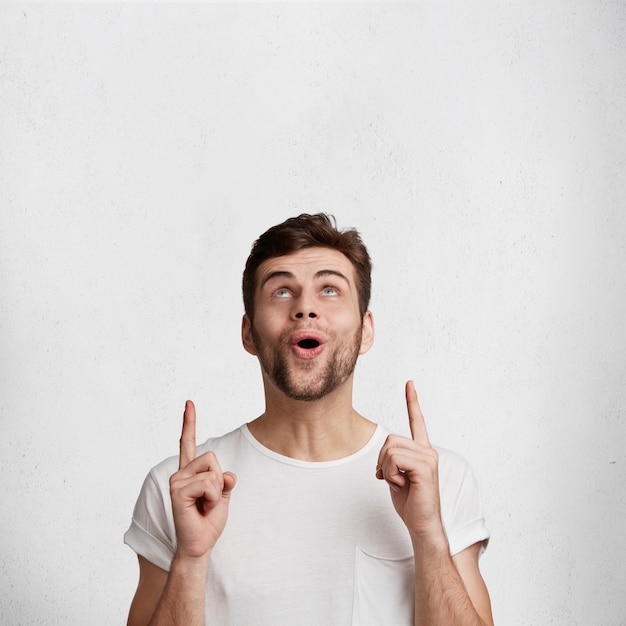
[437,448,490,557]
[124,469,177,571]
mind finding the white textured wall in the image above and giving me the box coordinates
[1,3,625,624]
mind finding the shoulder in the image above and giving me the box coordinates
[433,445,481,502]
[434,445,473,478]
[197,424,247,456]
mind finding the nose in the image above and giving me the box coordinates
[291,292,318,320]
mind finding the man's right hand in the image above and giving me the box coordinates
[169,400,236,561]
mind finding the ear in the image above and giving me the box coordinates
[358,310,375,355]
[241,314,257,355]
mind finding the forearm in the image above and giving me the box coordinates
[412,533,486,626]
[149,554,209,626]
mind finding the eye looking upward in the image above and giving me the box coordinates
[273,288,292,298]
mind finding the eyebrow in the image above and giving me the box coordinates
[260,269,351,289]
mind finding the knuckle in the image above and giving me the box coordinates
[200,450,216,463]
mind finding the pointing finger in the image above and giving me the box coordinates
[179,400,197,470]
[406,380,431,447]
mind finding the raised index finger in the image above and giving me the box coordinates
[179,400,197,470]
[405,380,431,447]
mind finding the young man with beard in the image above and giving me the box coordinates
[125,214,493,626]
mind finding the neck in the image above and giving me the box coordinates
[247,376,376,461]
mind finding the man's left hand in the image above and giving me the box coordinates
[376,381,445,541]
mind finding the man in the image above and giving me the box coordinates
[125,213,493,625]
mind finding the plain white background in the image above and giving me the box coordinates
[1,3,625,624]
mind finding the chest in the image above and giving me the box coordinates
[203,460,414,624]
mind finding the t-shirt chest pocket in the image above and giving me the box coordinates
[351,546,415,625]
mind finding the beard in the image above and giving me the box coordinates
[251,324,363,402]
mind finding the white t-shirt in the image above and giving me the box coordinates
[125,424,489,625]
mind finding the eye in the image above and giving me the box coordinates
[273,288,292,298]
[321,286,339,296]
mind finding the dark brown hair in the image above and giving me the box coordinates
[242,213,372,321]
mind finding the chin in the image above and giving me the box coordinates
[278,372,350,403]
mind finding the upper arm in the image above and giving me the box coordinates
[452,542,494,626]
[127,555,169,626]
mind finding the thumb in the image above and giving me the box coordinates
[222,471,237,496]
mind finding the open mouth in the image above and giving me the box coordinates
[291,331,325,359]
[298,338,320,349]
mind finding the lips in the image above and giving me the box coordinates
[290,330,326,359]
